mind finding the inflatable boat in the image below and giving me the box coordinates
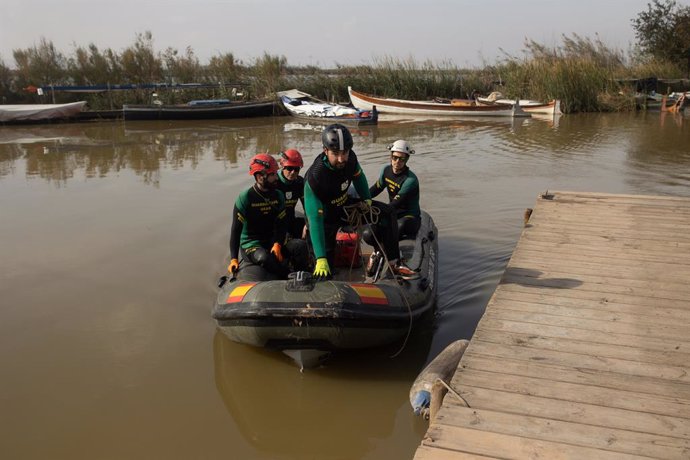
[212,211,438,366]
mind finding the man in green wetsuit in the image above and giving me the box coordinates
[228,153,308,279]
[304,124,416,280]
[368,139,421,239]
[277,149,306,240]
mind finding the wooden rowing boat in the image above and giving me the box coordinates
[476,93,563,115]
[348,87,528,118]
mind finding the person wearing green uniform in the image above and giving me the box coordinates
[304,124,416,280]
[368,139,421,239]
[228,153,308,279]
[276,148,306,240]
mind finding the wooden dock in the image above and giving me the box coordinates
[414,191,690,460]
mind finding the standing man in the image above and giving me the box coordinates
[304,124,415,280]
[277,149,306,240]
[368,139,421,239]
[228,153,308,279]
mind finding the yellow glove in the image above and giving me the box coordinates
[271,242,283,263]
[359,199,373,212]
[313,258,331,280]
[228,258,239,274]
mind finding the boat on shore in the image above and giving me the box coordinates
[278,89,378,125]
[348,87,528,117]
[476,92,563,115]
[122,98,277,120]
[0,101,87,124]
[212,210,438,368]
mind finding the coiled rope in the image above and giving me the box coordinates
[342,202,414,358]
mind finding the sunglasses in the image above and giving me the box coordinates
[284,166,300,172]
[391,155,407,162]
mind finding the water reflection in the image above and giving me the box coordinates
[213,328,431,459]
[3,113,687,187]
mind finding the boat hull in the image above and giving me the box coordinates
[348,87,528,117]
[0,101,87,124]
[279,92,378,125]
[477,97,563,115]
[122,100,277,120]
[212,211,438,352]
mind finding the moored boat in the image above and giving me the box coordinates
[348,87,528,117]
[212,210,438,367]
[476,92,563,115]
[0,101,87,124]
[122,98,277,120]
[278,89,378,125]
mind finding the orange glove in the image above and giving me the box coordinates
[271,243,283,263]
[228,258,239,274]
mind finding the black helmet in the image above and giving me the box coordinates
[321,124,353,151]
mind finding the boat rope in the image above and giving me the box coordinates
[342,201,415,358]
[436,378,470,408]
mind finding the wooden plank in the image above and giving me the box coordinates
[545,190,690,204]
[471,328,690,367]
[526,213,690,233]
[530,202,690,217]
[433,406,690,459]
[465,340,690,383]
[500,271,690,302]
[525,220,690,242]
[518,231,690,253]
[509,255,690,284]
[421,423,655,459]
[443,386,690,439]
[460,354,690,399]
[482,307,690,341]
[414,445,498,460]
[454,367,690,418]
[510,240,690,265]
[477,317,689,353]
[491,290,690,323]
[497,283,690,312]
[501,263,690,297]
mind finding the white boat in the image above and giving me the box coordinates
[278,89,378,125]
[0,101,87,123]
[348,87,528,118]
[476,92,563,115]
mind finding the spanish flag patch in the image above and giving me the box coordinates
[226,282,257,303]
[350,283,388,305]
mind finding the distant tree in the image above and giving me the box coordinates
[632,0,690,65]
[0,57,13,102]
[161,46,201,83]
[120,31,162,83]
[207,52,239,83]
[12,37,68,88]
[251,52,287,97]
[68,43,122,85]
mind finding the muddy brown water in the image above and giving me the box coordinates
[1,112,688,459]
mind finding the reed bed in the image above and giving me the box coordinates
[2,34,687,113]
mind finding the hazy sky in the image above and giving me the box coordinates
[0,0,674,69]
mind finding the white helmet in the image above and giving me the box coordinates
[388,139,415,155]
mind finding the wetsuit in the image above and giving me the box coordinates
[304,150,399,265]
[369,164,421,239]
[229,185,307,277]
[276,171,305,239]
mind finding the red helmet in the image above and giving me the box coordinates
[280,149,304,168]
[249,153,279,176]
